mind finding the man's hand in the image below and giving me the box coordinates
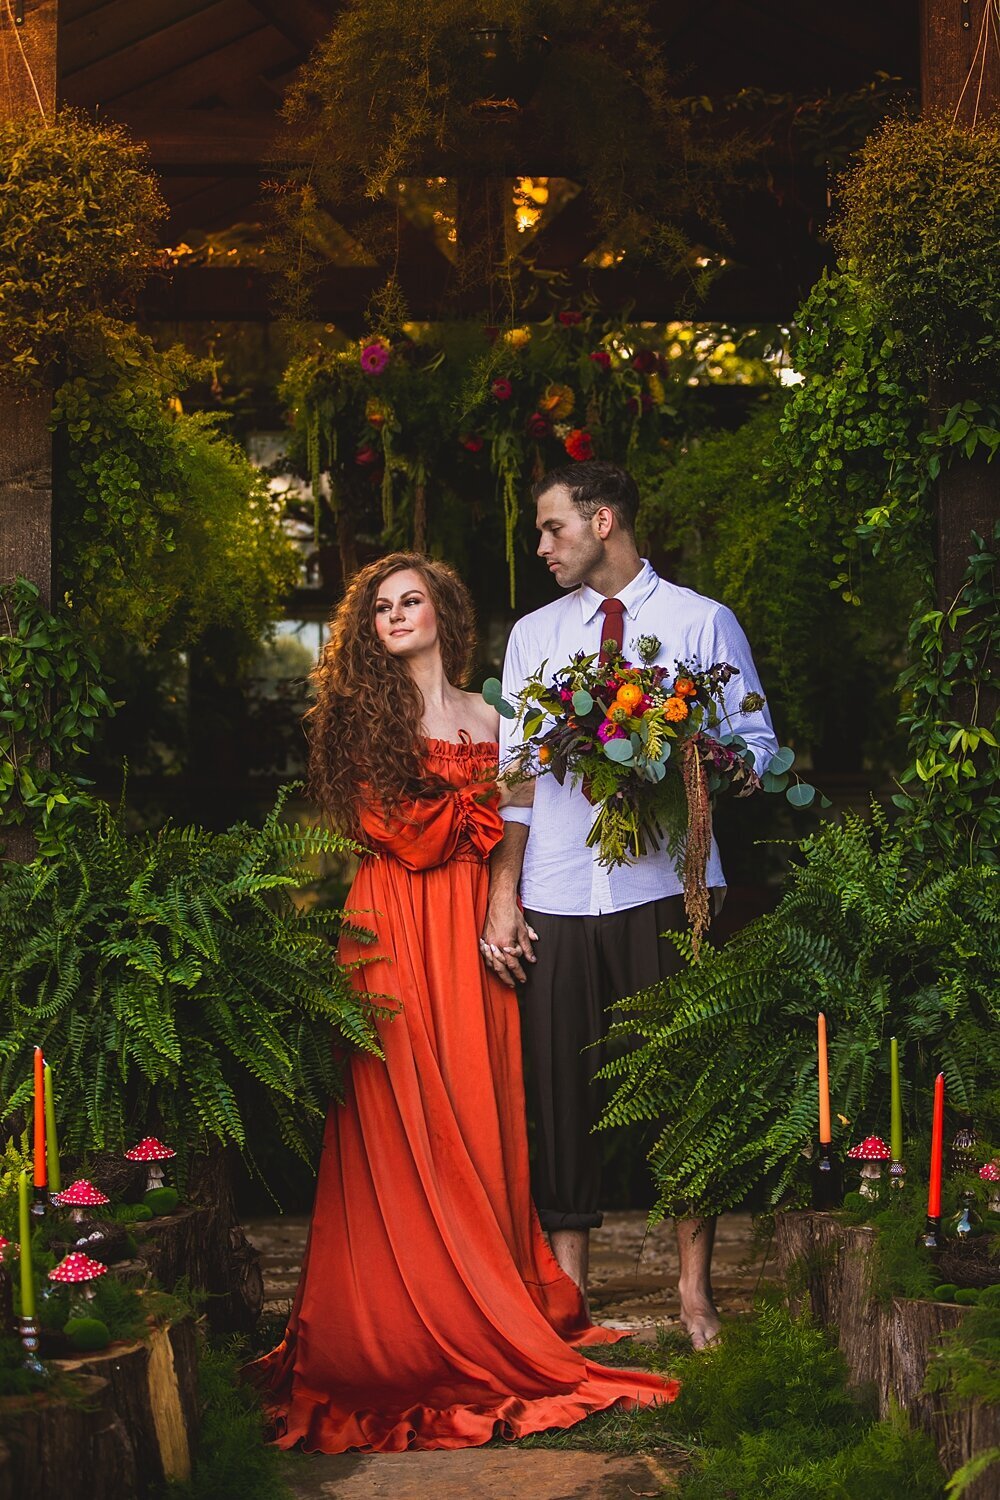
[495,776,535,810]
[480,895,538,987]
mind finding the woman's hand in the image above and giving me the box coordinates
[495,777,535,810]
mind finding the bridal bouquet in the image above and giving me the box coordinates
[484,634,815,945]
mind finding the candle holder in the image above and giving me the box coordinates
[811,1142,842,1210]
[30,1186,47,1219]
[889,1160,906,1190]
[18,1316,47,1377]
[922,1214,942,1251]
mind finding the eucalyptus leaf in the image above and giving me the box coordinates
[603,738,634,763]
[762,771,789,793]
[786,781,816,808]
[572,689,594,716]
[769,746,796,775]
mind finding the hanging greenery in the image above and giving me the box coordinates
[779,264,1000,865]
[281,312,771,602]
[836,116,1000,378]
[0,579,116,856]
[271,0,750,317]
[0,111,165,381]
[54,325,300,656]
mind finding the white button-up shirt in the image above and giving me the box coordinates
[499,560,778,916]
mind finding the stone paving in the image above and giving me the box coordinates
[244,1210,774,1499]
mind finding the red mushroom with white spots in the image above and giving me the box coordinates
[48,1250,108,1308]
[847,1136,891,1197]
[124,1136,176,1193]
[980,1161,1000,1213]
[54,1179,110,1224]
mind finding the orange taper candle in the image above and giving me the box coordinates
[927,1072,945,1218]
[817,1013,831,1145]
[32,1046,46,1189]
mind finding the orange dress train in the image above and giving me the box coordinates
[250,738,678,1452]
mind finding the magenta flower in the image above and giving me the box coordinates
[598,720,626,742]
[491,377,513,401]
[360,341,390,375]
[589,350,611,370]
[558,310,583,326]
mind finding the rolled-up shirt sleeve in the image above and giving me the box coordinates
[498,620,533,826]
[698,604,778,775]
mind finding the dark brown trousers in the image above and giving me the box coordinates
[521,896,688,1232]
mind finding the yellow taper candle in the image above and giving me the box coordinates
[818,1013,831,1145]
[44,1063,60,1195]
[18,1169,35,1319]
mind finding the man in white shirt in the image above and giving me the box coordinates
[481,461,777,1348]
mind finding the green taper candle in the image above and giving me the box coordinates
[18,1170,35,1318]
[43,1063,60,1194]
[890,1036,903,1163]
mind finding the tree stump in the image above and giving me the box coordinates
[776,1210,1000,1500]
[0,1374,137,1500]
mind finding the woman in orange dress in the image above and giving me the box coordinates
[250,552,678,1452]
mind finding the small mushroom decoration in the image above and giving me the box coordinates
[47,1251,108,1311]
[54,1179,110,1224]
[124,1136,176,1193]
[980,1161,1000,1214]
[847,1136,891,1198]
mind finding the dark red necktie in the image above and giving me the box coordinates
[598,598,625,664]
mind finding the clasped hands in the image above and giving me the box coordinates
[480,776,536,988]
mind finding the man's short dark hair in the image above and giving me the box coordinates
[532,461,640,535]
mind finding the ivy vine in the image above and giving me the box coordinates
[0,580,116,855]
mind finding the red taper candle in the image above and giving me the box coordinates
[33,1046,46,1189]
[927,1071,944,1219]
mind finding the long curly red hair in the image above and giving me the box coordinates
[308,552,477,837]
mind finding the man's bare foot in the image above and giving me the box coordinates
[679,1298,721,1350]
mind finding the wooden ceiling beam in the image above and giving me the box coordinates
[242,0,333,50]
[106,107,280,173]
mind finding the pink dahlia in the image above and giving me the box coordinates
[491,377,513,401]
[360,341,390,375]
[598,720,626,742]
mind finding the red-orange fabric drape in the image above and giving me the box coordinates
[248,738,678,1452]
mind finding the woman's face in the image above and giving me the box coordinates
[373,568,439,659]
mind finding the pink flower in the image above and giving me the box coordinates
[589,350,611,370]
[360,341,390,375]
[354,444,378,466]
[460,434,484,452]
[491,377,513,401]
[558,688,574,703]
[558,310,583,326]
[598,720,625,742]
[526,412,550,438]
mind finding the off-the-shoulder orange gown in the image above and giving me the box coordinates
[250,738,678,1452]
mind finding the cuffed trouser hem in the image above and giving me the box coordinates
[537,1207,604,1232]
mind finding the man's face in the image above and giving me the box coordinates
[535,484,604,590]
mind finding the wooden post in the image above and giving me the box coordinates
[0,0,57,603]
[919,2,1000,626]
[0,2,57,862]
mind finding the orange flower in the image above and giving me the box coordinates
[607,704,629,724]
[664,696,689,722]
[538,745,552,764]
[615,684,644,713]
[538,382,575,420]
[673,677,697,698]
